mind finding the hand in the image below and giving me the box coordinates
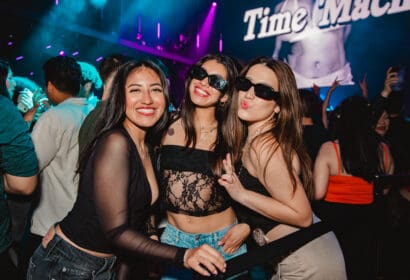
[218,154,246,202]
[359,73,368,99]
[184,244,226,276]
[311,83,320,96]
[218,223,250,255]
[17,88,34,113]
[382,67,399,96]
[329,77,340,92]
[149,235,159,241]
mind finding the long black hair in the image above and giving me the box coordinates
[0,59,11,98]
[78,60,170,174]
[335,95,384,182]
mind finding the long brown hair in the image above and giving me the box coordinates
[238,57,314,199]
[179,54,244,176]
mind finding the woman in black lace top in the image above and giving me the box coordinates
[159,54,250,279]
[27,60,226,279]
[218,57,347,279]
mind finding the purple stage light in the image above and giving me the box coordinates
[157,22,161,39]
[59,51,65,56]
[55,0,58,5]
[196,34,200,48]
[212,2,217,7]
[29,72,34,76]
[72,51,79,56]
[219,34,223,52]
[194,2,217,56]
[16,56,24,61]
[7,41,13,46]
[46,45,52,49]
[179,33,184,42]
[96,56,103,62]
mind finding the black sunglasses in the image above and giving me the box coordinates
[190,65,228,92]
[235,76,280,101]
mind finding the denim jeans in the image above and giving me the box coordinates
[160,222,247,280]
[27,234,117,280]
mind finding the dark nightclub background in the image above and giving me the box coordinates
[1,0,409,114]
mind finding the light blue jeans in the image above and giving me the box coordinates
[161,222,247,279]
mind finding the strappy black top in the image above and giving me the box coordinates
[159,145,231,216]
[235,165,280,233]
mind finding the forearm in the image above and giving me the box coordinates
[238,189,312,228]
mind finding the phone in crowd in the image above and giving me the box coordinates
[391,66,405,91]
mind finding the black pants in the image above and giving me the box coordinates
[0,248,18,278]
[18,232,42,279]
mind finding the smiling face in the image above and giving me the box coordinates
[237,63,281,125]
[188,59,228,108]
[124,66,166,129]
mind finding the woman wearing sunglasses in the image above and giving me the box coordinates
[159,54,249,279]
[218,57,347,279]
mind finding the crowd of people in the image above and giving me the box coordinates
[0,51,409,280]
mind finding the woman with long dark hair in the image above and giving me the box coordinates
[314,95,393,279]
[27,60,226,279]
[219,57,346,279]
[159,54,248,279]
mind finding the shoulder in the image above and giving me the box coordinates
[248,136,282,169]
[162,118,185,145]
[100,129,129,149]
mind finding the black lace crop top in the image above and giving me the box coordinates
[60,127,185,264]
[234,164,280,233]
[159,145,231,216]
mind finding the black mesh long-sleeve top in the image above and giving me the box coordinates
[60,126,185,263]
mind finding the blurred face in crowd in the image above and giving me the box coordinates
[6,68,16,98]
[375,110,390,137]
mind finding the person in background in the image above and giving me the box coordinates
[27,60,226,279]
[0,59,38,278]
[78,54,131,154]
[314,95,393,279]
[0,59,16,99]
[78,60,103,110]
[218,56,346,279]
[22,56,93,276]
[299,89,330,163]
[159,54,249,279]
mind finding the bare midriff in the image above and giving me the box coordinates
[167,207,237,234]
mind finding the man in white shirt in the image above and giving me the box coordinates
[23,56,92,274]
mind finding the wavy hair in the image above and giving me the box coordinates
[178,54,243,176]
[237,57,314,199]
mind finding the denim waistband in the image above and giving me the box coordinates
[164,221,237,244]
[45,233,117,271]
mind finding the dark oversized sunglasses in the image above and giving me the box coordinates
[235,76,280,101]
[190,65,228,92]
